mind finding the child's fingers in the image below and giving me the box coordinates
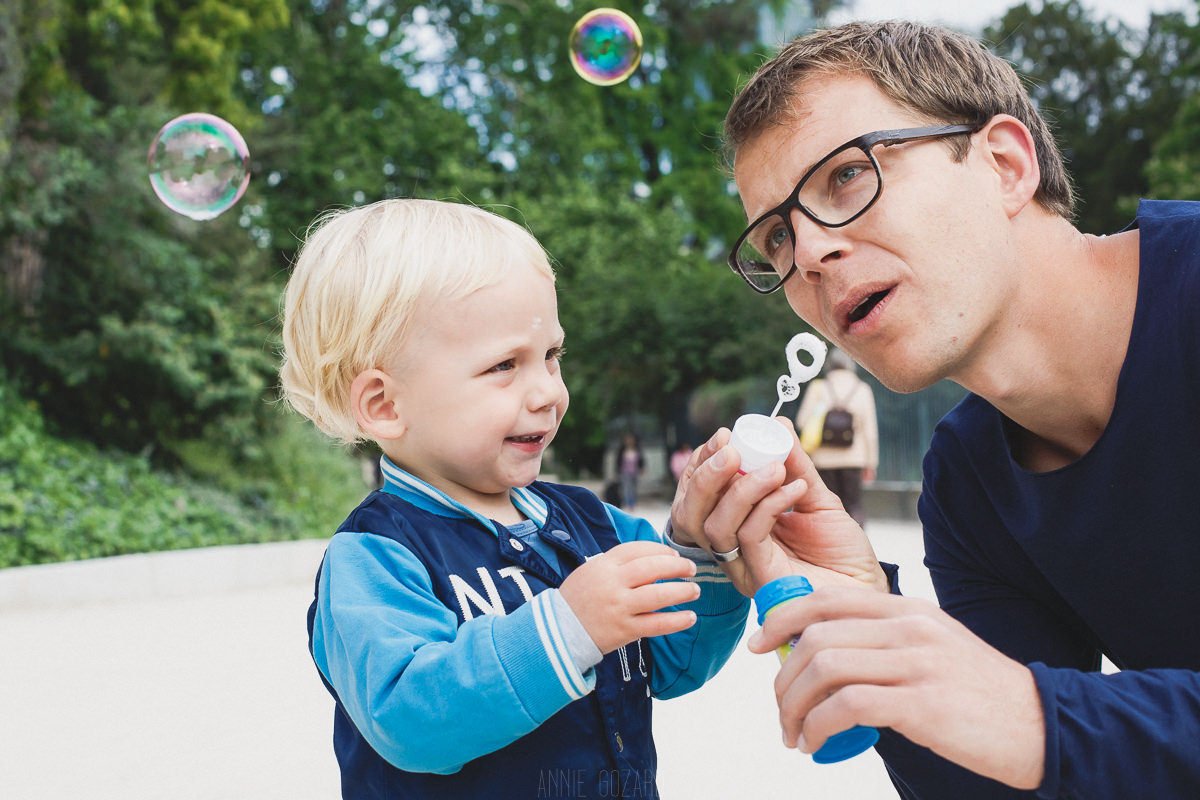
[628,579,703,613]
[631,609,698,639]
[621,553,697,586]
[606,540,678,564]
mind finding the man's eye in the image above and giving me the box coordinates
[765,224,789,256]
[834,164,867,186]
[488,359,515,373]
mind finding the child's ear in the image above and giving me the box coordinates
[350,369,407,441]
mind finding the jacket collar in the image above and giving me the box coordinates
[377,455,549,533]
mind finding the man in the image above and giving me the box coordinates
[667,20,1200,799]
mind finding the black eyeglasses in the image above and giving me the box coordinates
[728,123,983,294]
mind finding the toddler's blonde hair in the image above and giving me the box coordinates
[280,198,553,443]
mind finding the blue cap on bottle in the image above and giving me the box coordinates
[752,575,881,763]
[753,575,814,625]
[811,725,881,763]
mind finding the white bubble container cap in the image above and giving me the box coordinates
[730,414,792,473]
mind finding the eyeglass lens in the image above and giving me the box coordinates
[735,146,881,291]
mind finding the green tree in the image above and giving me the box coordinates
[985,1,1198,232]
[392,0,829,464]
[1142,10,1200,200]
[243,0,834,469]
[1,0,290,453]
[235,0,498,265]
[2,0,843,478]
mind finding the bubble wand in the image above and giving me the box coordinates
[769,333,827,417]
[729,333,828,474]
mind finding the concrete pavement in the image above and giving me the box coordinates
[0,507,930,799]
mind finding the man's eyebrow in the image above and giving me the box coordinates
[747,129,845,218]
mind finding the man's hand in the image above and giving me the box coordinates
[751,586,1046,790]
[669,420,888,595]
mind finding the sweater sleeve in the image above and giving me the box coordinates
[310,531,595,774]
[1030,665,1200,799]
[602,503,750,700]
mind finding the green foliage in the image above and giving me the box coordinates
[236,0,497,262]
[6,0,1199,562]
[1145,98,1200,199]
[0,374,364,568]
[985,1,1199,232]
[499,184,804,470]
[687,377,774,435]
[1142,12,1200,203]
[171,406,368,536]
[378,0,821,468]
[65,0,288,123]
[1,94,282,454]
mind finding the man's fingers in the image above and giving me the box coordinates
[689,428,732,475]
[672,440,743,548]
[735,477,809,574]
[772,618,917,702]
[779,646,912,729]
[698,460,789,552]
[789,682,898,752]
[749,588,935,652]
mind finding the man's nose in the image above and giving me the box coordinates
[790,207,848,284]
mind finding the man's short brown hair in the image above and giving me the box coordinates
[724,21,1075,219]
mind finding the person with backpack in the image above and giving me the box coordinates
[795,347,878,526]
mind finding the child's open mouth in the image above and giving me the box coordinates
[506,434,545,449]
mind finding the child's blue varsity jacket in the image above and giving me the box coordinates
[307,459,749,798]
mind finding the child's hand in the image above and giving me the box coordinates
[559,541,701,654]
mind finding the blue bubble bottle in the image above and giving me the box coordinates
[753,575,880,763]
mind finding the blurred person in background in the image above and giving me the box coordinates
[618,431,645,509]
[795,347,878,526]
[670,441,695,484]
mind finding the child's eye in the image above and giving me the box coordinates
[547,346,565,362]
[488,359,516,373]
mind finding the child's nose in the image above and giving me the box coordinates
[528,368,566,411]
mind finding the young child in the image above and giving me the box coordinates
[279,199,750,798]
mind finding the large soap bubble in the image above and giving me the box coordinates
[147,113,250,221]
[568,8,643,86]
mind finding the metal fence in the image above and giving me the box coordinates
[592,378,968,492]
[866,378,967,485]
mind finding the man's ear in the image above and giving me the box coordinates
[978,115,1041,218]
[350,368,407,441]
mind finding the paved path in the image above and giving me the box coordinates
[0,507,930,799]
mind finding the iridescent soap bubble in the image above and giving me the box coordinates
[147,113,250,221]
[568,8,643,86]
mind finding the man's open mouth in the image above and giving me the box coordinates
[848,289,890,324]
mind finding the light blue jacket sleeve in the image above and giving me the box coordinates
[310,531,596,774]
[603,504,750,700]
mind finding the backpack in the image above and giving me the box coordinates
[820,380,861,448]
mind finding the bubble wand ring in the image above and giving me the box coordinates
[769,333,827,417]
[728,333,827,476]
